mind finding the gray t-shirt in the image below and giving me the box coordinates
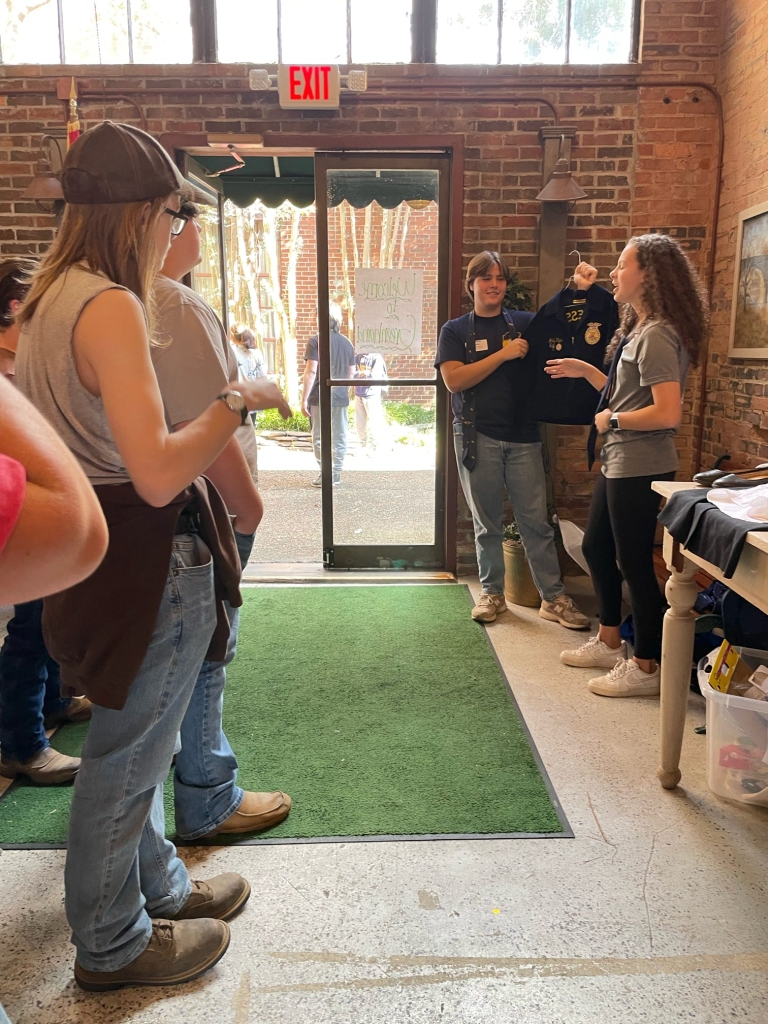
[153,276,258,483]
[600,319,689,479]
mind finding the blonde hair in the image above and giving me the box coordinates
[19,197,170,341]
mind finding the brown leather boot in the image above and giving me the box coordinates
[73,919,230,992]
[0,745,80,784]
[167,873,251,922]
[44,695,93,730]
[202,790,292,837]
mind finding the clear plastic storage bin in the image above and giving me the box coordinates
[701,647,768,807]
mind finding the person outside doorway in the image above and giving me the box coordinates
[301,302,355,486]
[354,349,389,452]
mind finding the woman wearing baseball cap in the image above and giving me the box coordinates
[16,122,291,992]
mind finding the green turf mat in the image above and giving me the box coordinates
[0,585,567,846]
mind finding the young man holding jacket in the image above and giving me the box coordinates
[436,251,590,628]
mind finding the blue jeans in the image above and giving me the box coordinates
[173,529,254,841]
[310,404,348,474]
[454,427,564,601]
[65,535,217,972]
[0,600,70,763]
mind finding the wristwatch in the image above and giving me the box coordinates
[216,390,249,426]
[609,413,621,430]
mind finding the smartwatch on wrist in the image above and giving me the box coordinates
[216,390,249,426]
[609,413,621,430]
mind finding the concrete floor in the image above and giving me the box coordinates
[1,577,767,1023]
[251,435,435,562]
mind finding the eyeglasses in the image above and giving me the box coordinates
[163,208,191,236]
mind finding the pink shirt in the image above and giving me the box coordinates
[0,452,25,554]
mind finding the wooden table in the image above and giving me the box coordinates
[653,480,768,789]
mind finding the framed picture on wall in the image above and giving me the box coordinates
[730,199,768,359]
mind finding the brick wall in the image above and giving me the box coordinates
[0,0,724,570]
[702,0,768,469]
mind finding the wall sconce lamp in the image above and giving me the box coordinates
[535,157,587,203]
[22,158,64,203]
[21,135,65,211]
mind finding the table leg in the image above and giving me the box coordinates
[657,554,699,790]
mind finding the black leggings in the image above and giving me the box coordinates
[582,471,675,661]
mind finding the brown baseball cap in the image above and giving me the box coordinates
[61,121,186,205]
[179,181,216,207]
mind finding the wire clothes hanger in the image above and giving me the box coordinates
[566,249,582,288]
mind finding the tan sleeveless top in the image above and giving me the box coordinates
[16,265,132,485]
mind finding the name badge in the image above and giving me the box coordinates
[475,339,488,351]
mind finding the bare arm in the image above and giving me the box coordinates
[175,421,263,535]
[545,358,607,392]
[595,381,682,434]
[301,358,317,416]
[74,290,287,507]
[439,339,528,393]
[0,377,108,603]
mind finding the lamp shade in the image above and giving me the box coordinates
[22,159,64,201]
[536,158,587,203]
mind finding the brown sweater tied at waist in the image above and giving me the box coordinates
[43,476,241,711]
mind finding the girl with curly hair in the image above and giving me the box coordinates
[546,234,709,698]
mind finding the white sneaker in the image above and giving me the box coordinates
[587,658,660,698]
[471,593,507,623]
[560,634,627,668]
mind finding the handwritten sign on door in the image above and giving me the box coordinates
[354,268,423,356]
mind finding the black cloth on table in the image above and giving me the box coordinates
[657,488,768,578]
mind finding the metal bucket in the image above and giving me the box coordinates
[503,539,540,608]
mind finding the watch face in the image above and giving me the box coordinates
[220,391,248,423]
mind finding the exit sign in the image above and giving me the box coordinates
[277,64,340,109]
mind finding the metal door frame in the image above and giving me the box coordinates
[314,150,452,570]
[177,150,230,327]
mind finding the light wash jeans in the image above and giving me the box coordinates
[354,392,387,449]
[310,403,348,475]
[454,427,564,601]
[173,529,254,841]
[65,534,216,973]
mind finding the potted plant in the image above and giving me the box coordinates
[502,521,540,607]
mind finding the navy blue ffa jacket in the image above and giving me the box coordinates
[524,283,620,425]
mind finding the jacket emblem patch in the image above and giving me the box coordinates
[585,322,602,345]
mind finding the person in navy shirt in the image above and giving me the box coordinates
[354,350,388,451]
[435,250,590,628]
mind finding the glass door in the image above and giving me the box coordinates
[314,152,451,569]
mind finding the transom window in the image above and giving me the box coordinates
[1,0,193,64]
[0,0,638,66]
[216,0,412,64]
[437,0,637,64]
